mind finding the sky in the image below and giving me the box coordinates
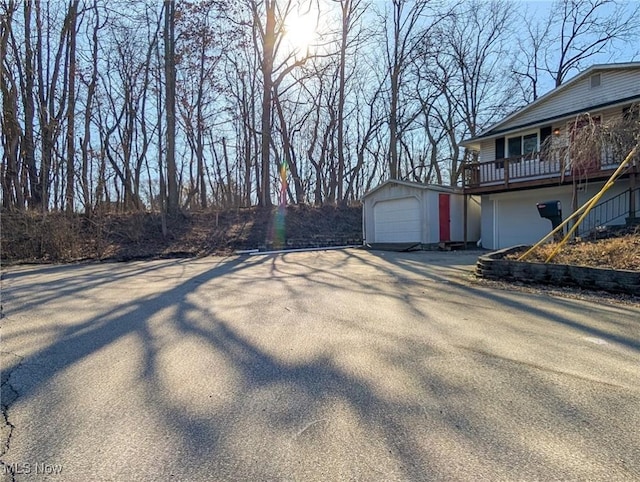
[366,0,639,96]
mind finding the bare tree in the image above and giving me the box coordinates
[333,0,366,202]
[383,0,425,179]
[164,0,178,214]
[19,0,41,209]
[380,0,452,180]
[64,0,79,213]
[177,1,215,209]
[552,0,639,87]
[248,0,317,206]
[36,0,75,210]
[252,0,278,206]
[517,0,640,92]
[224,44,262,206]
[414,1,517,185]
[344,77,385,201]
[78,0,104,213]
[1,0,22,209]
[1,0,77,210]
[511,8,553,102]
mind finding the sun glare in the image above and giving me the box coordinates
[284,10,318,56]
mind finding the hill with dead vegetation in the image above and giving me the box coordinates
[1,205,363,264]
[3,207,639,273]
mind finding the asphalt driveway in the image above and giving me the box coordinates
[1,249,639,481]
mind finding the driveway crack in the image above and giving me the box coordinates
[1,351,24,482]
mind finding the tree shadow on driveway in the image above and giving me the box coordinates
[2,249,640,480]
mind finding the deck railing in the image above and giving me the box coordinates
[464,147,624,190]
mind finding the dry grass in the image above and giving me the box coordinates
[1,206,363,264]
[507,229,640,271]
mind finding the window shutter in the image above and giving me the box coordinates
[540,126,552,144]
[495,137,505,159]
[494,137,505,169]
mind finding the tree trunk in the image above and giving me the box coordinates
[197,41,207,209]
[164,0,178,214]
[22,0,42,209]
[273,90,304,203]
[81,0,100,214]
[336,0,351,202]
[259,1,276,207]
[65,0,78,213]
[1,1,19,209]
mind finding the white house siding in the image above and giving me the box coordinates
[467,195,482,243]
[600,107,625,124]
[480,196,495,249]
[561,105,626,133]
[479,140,495,162]
[498,68,640,132]
[480,105,630,154]
[424,191,439,244]
[553,108,607,139]
[448,194,462,242]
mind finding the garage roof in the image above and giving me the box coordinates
[362,179,462,200]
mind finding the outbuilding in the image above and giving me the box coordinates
[362,180,481,248]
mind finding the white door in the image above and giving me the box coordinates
[373,197,422,243]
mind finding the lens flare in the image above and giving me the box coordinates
[271,161,288,249]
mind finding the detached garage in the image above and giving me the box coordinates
[362,180,480,247]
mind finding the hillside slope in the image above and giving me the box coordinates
[1,205,363,264]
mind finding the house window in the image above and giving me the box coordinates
[507,133,538,158]
[522,133,538,157]
[590,73,601,88]
[495,132,540,169]
[507,136,522,157]
[539,126,553,160]
[494,132,540,169]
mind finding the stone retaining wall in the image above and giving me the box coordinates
[476,246,640,295]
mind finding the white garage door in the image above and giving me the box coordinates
[374,197,422,243]
[496,197,553,248]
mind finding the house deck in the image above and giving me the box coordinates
[462,150,631,194]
